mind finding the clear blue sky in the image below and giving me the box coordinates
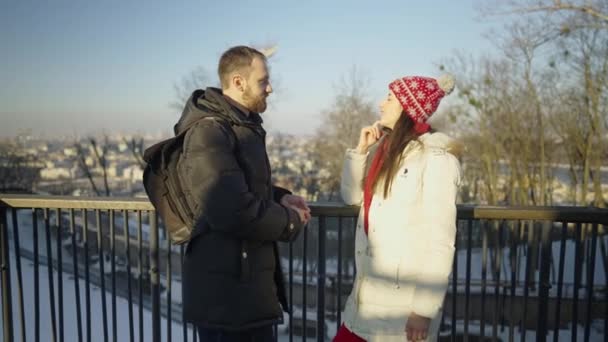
[0,0,496,137]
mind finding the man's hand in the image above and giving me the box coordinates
[280,194,311,224]
[405,313,430,341]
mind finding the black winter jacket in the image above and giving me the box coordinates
[178,88,304,330]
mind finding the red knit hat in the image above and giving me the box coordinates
[388,74,455,134]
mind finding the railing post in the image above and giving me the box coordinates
[1,207,14,342]
[149,211,161,342]
[536,222,552,342]
[317,216,326,342]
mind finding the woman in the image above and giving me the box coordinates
[335,74,462,342]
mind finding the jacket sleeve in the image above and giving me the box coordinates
[272,186,292,203]
[410,149,461,319]
[180,120,303,242]
[340,149,368,205]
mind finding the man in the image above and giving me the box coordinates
[178,46,310,341]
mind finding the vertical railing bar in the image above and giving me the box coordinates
[336,216,343,330]
[603,225,607,342]
[553,222,567,342]
[502,270,510,333]
[500,268,508,332]
[137,211,144,342]
[289,230,294,342]
[123,210,135,342]
[180,244,187,342]
[83,209,92,342]
[492,220,501,341]
[150,211,161,342]
[44,208,58,342]
[537,220,553,342]
[572,223,583,342]
[302,220,308,342]
[519,222,534,341]
[464,220,472,342]
[56,209,64,342]
[583,223,598,342]
[11,209,27,342]
[317,217,327,342]
[33,208,41,342]
[96,209,109,342]
[480,219,489,340]
[274,324,278,342]
[69,209,83,342]
[598,227,608,287]
[110,210,117,342]
[508,221,519,342]
[521,220,533,342]
[167,227,172,342]
[498,221,506,337]
[451,215,458,342]
[1,207,14,342]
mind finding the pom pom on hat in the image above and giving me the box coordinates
[437,74,455,95]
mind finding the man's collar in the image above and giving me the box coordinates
[223,94,250,117]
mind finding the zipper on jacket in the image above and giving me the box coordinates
[395,261,401,289]
[240,240,251,282]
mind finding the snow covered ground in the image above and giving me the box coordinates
[439,320,605,341]
[450,234,607,298]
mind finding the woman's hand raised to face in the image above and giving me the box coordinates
[355,121,384,154]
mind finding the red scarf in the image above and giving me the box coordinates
[363,139,388,236]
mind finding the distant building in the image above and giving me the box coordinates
[40,167,72,180]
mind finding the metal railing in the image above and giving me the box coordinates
[1,195,607,342]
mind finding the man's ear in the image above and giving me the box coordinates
[232,74,246,92]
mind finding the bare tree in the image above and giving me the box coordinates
[484,0,608,29]
[74,142,100,196]
[449,0,608,207]
[74,137,112,196]
[439,54,514,205]
[169,66,212,112]
[485,0,608,206]
[123,136,145,170]
[0,142,42,193]
[313,66,377,200]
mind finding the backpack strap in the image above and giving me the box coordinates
[181,116,238,240]
[202,117,238,150]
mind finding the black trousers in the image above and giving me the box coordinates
[197,325,275,342]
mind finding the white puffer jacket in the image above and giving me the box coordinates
[340,132,462,342]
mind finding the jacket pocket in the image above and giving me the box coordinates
[362,250,400,289]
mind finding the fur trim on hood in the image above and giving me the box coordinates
[418,131,464,158]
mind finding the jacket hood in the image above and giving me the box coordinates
[173,87,262,135]
[418,131,464,158]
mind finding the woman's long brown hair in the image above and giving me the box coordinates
[372,113,419,198]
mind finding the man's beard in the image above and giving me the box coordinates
[243,87,268,113]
